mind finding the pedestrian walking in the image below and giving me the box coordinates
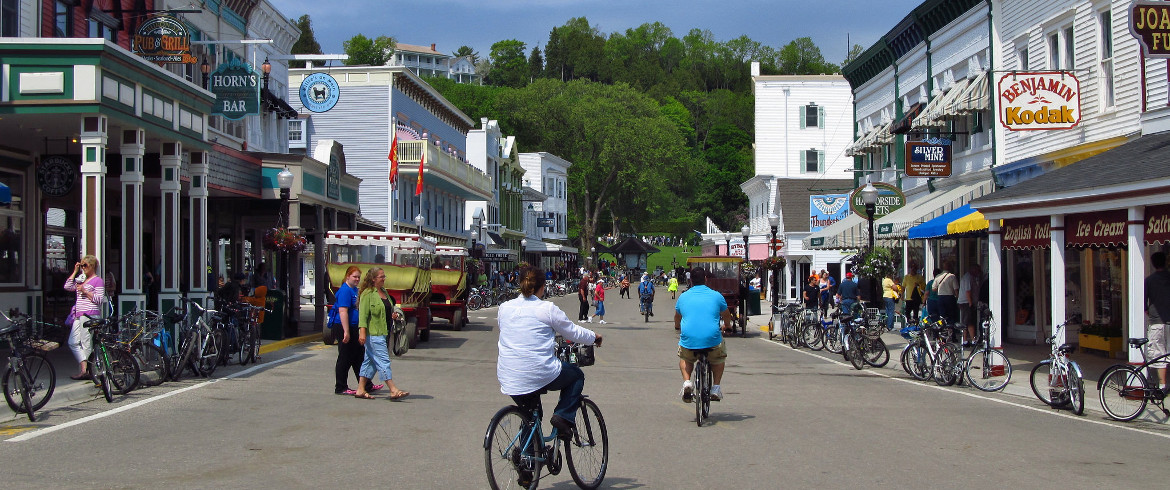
[933,261,959,324]
[668,275,679,299]
[591,278,607,324]
[65,255,104,380]
[353,267,409,400]
[578,273,591,321]
[333,266,377,395]
[901,264,926,322]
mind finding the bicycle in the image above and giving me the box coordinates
[1028,322,1084,415]
[690,347,716,426]
[484,337,608,489]
[117,309,169,387]
[84,315,141,402]
[1097,337,1170,421]
[901,315,962,385]
[1,309,57,422]
[962,306,1012,392]
[639,291,653,323]
[165,298,222,380]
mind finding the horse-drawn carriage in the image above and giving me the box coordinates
[685,256,749,337]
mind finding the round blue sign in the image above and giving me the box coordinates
[299,72,340,113]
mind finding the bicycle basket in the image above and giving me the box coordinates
[861,323,883,340]
[575,344,596,367]
[801,310,817,322]
[865,308,880,326]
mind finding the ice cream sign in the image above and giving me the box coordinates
[997,71,1081,131]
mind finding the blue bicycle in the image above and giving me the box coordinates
[484,338,608,489]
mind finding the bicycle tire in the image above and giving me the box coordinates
[133,343,169,387]
[566,397,609,489]
[905,344,933,381]
[244,324,258,365]
[18,368,35,421]
[933,344,959,386]
[197,330,221,377]
[468,295,481,311]
[98,363,114,403]
[1029,360,1057,406]
[803,323,824,351]
[108,347,140,395]
[965,348,1011,392]
[848,335,865,370]
[824,326,843,354]
[1068,363,1085,416]
[3,353,56,417]
[694,358,709,427]
[172,330,199,381]
[483,405,541,490]
[1099,366,1147,421]
[863,337,889,368]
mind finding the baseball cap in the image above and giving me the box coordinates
[846,272,854,278]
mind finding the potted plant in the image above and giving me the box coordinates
[1078,322,1125,358]
[263,226,308,253]
[854,246,896,281]
[762,255,786,272]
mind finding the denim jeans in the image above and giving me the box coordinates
[885,297,896,330]
[511,360,584,424]
[359,334,392,381]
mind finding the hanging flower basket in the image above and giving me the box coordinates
[854,246,896,280]
[740,260,758,280]
[761,255,786,271]
[263,227,307,253]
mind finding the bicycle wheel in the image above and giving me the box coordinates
[848,335,866,370]
[965,348,1011,392]
[1067,363,1084,416]
[933,344,959,386]
[108,347,140,395]
[694,359,709,427]
[468,295,482,311]
[566,397,609,489]
[1099,366,1148,421]
[1028,360,1056,406]
[863,337,889,368]
[2,353,56,418]
[197,330,221,377]
[94,352,114,403]
[803,322,824,351]
[133,343,169,387]
[904,344,932,381]
[824,326,843,354]
[484,405,541,490]
[172,331,199,381]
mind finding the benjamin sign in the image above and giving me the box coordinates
[209,59,260,120]
[998,71,1081,131]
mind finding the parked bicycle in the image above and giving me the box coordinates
[1029,322,1084,415]
[84,315,140,402]
[1,309,57,422]
[1097,337,1170,421]
[165,298,223,381]
[962,305,1012,392]
[484,336,607,489]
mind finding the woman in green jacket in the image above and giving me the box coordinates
[354,267,410,400]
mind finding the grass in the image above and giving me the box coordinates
[595,245,701,272]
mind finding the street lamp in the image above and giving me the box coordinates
[470,229,479,256]
[861,181,879,303]
[590,246,596,270]
[768,213,780,310]
[740,224,751,326]
[276,167,294,228]
[520,238,527,266]
[261,57,272,90]
[740,225,751,261]
[723,232,731,256]
[414,214,425,240]
[200,57,211,90]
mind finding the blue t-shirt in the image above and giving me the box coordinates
[837,279,860,302]
[676,285,727,350]
[334,283,359,326]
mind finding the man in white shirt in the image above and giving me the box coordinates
[957,264,981,344]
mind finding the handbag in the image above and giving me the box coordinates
[327,304,340,327]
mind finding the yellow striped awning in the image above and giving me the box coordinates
[946,211,989,235]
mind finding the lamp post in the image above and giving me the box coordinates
[723,232,731,256]
[414,214,425,240]
[275,166,295,338]
[861,181,879,303]
[590,246,596,271]
[768,213,780,311]
[520,238,527,266]
[276,167,294,228]
[200,57,211,90]
[261,57,272,90]
[741,224,751,324]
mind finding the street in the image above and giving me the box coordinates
[3,289,1169,489]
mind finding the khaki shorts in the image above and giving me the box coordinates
[1148,323,1168,369]
[678,341,728,365]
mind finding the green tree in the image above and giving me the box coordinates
[487,39,528,88]
[343,34,395,66]
[453,45,479,64]
[528,46,544,82]
[777,37,838,75]
[546,17,606,82]
[289,15,322,68]
[842,43,865,68]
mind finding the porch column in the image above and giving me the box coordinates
[119,128,146,313]
[988,219,1003,350]
[1050,215,1066,345]
[79,116,107,260]
[1128,206,1146,365]
[159,142,183,313]
[924,239,934,283]
[188,151,210,302]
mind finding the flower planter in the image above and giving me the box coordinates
[1078,333,1124,359]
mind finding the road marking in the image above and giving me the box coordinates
[759,338,1170,441]
[0,425,37,436]
[5,353,306,443]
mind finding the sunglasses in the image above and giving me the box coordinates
[80,264,89,269]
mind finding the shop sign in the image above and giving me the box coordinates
[134,15,197,64]
[37,155,76,197]
[905,139,952,177]
[208,59,260,120]
[1002,217,1050,249]
[729,241,745,258]
[849,183,906,220]
[1129,1,1170,58]
[997,72,1081,131]
[1066,210,1127,247]
[810,194,849,232]
[1146,204,1170,243]
[326,152,341,200]
[482,252,514,263]
[299,73,340,113]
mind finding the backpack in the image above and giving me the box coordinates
[638,281,653,298]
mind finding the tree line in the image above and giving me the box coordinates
[289,15,861,248]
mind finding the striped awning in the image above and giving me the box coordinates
[324,231,437,252]
[875,179,995,240]
[803,212,898,250]
[952,71,990,114]
[907,204,988,239]
[947,211,989,235]
[914,78,970,129]
[845,120,895,157]
[435,246,468,256]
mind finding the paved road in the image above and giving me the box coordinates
[2,287,1169,488]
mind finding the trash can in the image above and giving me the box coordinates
[261,289,286,340]
[746,290,761,316]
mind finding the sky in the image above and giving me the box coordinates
[267,0,924,68]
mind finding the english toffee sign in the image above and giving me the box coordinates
[209,59,260,120]
[1130,1,1170,58]
[997,72,1081,131]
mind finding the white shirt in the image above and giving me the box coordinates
[958,272,978,305]
[497,295,597,396]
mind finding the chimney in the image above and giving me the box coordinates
[431,43,436,52]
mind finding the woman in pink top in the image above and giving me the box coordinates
[64,254,105,380]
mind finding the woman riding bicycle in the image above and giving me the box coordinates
[497,267,603,438]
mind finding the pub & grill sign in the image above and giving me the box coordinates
[134,15,197,64]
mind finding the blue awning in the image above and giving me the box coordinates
[0,182,10,205]
[908,204,977,239]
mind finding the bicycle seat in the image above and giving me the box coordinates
[1058,343,1076,355]
[1130,338,1150,348]
[690,347,715,355]
[84,319,104,329]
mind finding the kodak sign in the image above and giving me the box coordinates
[997,71,1081,131]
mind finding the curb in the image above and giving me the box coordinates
[258,332,322,355]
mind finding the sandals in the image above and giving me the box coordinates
[354,392,376,400]
[389,390,410,400]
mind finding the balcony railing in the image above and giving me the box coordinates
[396,140,492,198]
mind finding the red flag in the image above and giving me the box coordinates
[388,134,399,189]
[415,148,425,196]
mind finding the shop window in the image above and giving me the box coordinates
[54,0,72,37]
[1012,252,1036,327]
[288,119,306,149]
[1,0,18,37]
[1066,249,1083,324]
[1091,248,1125,329]
[1099,10,1115,109]
[0,170,24,285]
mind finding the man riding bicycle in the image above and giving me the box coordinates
[675,267,732,402]
[638,273,655,317]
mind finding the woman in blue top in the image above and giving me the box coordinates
[333,266,380,395]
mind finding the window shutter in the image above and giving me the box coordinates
[817,150,826,172]
[798,106,807,129]
[799,150,807,173]
[817,106,825,128]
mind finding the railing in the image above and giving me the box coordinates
[396,140,492,197]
